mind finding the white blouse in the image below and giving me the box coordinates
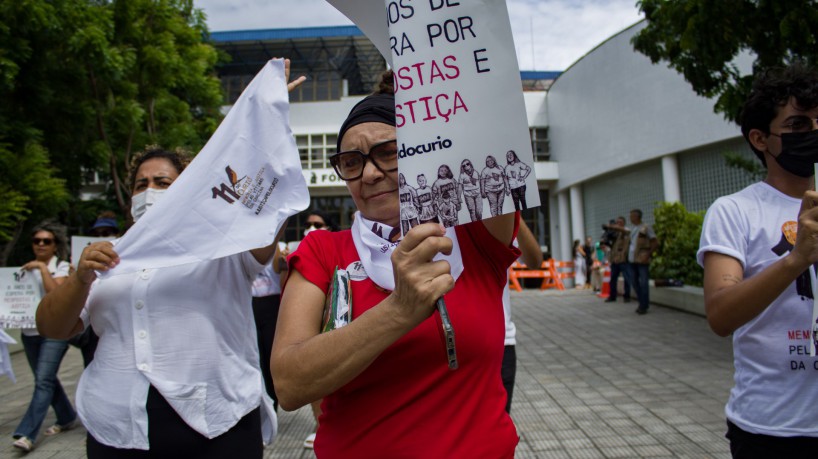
[77,251,275,450]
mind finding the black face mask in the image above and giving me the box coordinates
[775,130,818,177]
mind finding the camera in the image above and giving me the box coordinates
[600,219,617,248]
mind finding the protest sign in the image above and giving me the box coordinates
[71,236,116,267]
[0,268,42,329]
[101,59,309,277]
[328,0,539,235]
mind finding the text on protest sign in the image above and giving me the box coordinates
[0,268,42,329]
[387,0,540,234]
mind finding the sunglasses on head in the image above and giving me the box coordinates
[32,238,54,246]
[305,221,325,229]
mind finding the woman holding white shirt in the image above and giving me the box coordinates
[36,145,291,457]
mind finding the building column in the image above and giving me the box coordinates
[557,190,571,262]
[569,185,585,244]
[662,154,681,203]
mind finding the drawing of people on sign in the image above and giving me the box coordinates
[432,164,460,228]
[505,150,532,211]
[481,155,509,217]
[459,159,482,222]
[415,174,439,224]
[398,173,421,234]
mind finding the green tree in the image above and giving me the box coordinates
[650,202,705,287]
[632,0,818,123]
[0,0,224,265]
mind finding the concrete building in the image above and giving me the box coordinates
[545,22,755,260]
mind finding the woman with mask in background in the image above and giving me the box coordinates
[35,145,284,458]
[292,209,337,450]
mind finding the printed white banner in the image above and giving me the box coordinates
[328,0,539,234]
[0,268,42,329]
[102,59,309,277]
[71,236,116,267]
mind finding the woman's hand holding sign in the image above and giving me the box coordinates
[388,223,454,329]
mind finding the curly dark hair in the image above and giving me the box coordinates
[127,145,191,194]
[740,62,818,167]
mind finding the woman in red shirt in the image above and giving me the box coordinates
[272,71,519,458]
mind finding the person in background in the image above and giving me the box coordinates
[590,240,604,293]
[604,216,632,304]
[502,220,542,413]
[698,63,818,457]
[573,239,587,289]
[12,222,78,453]
[251,245,287,410]
[628,209,658,314]
[272,70,519,457]
[89,212,119,238]
[70,212,121,368]
[292,209,337,450]
[583,236,594,289]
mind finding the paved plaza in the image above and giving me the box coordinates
[0,289,734,458]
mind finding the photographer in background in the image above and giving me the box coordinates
[603,216,633,304]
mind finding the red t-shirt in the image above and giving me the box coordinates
[289,220,520,458]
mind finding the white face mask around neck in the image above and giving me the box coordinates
[130,188,167,222]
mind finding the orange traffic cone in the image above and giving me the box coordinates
[597,265,611,299]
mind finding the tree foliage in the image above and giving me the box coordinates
[0,0,224,265]
[650,202,705,287]
[633,0,818,123]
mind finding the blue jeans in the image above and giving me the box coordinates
[608,262,631,300]
[14,335,77,441]
[630,263,650,311]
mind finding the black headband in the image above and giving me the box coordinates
[336,92,396,152]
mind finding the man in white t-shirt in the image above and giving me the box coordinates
[698,63,818,457]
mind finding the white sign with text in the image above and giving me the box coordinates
[0,268,43,329]
[328,0,539,234]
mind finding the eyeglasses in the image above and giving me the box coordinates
[773,116,818,135]
[330,139,398,181]
[305,221,325,229]
[32,238,54,246]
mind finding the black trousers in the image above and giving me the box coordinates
[252,294,280,409]
[726,419,818,458]
[87,386,262,458]
[501,345,517,414]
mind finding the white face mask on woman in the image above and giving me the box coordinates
[130,188,167,223]
[303,226,327,238]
